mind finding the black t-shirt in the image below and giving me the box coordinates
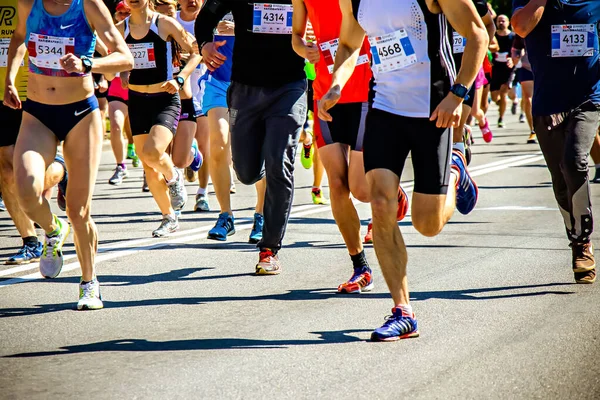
[493,31,515,67]
[195,0,305,87]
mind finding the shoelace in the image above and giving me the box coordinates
[43,235,61,257]
[215,214,231,230]
[80,282,97,299]
[303,145,312,158]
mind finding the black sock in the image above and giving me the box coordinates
[81,280,91,285]
[23,236,38,247]
[350,250,369,270]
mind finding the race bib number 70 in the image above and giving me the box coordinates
[253,3,293,35]
[369,29,417,74]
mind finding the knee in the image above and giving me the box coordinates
[412,213,444,237]
[370,191,397,219]
[234,165,261,185]
[66,204,91,228]
[140,145,161,164]
[349,181,370,203]
[328,175,350,198]
[172,153,189,169]
[209,142,228,164]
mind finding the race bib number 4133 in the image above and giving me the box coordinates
[253,3,293,34]
[28,33,73,70]
[551,24,598,57]
[369,29,417,74]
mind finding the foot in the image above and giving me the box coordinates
[256,248,282,275]
[40,216,70,279]
[479,118,493,143]
[108,165,128,185]
[527,132,537,144]
[127,144,136,160]
[207,212,235,241]
[591,168,600,184]
[230,183,237,194]
[188,139,203,172]
[185,167,198,183]
[571,242,596,284]
[301,143,314,170]
[363,222,373,244]
[0,194,5,212]
[497,118,504,128]
[397,186,409,221]
[337,266,374,294]
[312,188,329,205]
[167,169,187,211]
[519,113,525,123]
[511,102,518,115]
[6,242,43,265]
[54,154,68,212]
[452,150,478,215]
[77,278,104,310]
[248,212,264,244]
[142,173,150,192]
[132,155,141,168]
[152,215,179,238]
[371,307,419,342]
[193,194,210,212]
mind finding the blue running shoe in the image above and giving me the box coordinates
[452,150,478,215]
[371,307,419,342]
[189,139,203,172]
[6,242,43,265]
[248,213,264,244]
[208,212,235,241]
[54,154,68,212]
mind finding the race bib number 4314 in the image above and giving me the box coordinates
[551,24,598,57]
[253,3,293,34]
[369,29,417,74]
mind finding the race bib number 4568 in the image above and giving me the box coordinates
[369,29,417,74]
[253,3,293,35]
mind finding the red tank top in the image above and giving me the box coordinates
[304,0,371,103]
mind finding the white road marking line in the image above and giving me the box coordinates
[0,152,546,286]
[476,206,556,211]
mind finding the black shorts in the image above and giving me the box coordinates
[107,95,128,106]
[0,103,23,147]
[128,91,181,136]
[490,64,512,92]
[464,84,476,108]
[306,79,314,113]
[95,88,108,99]
[180,98,197,122]
[363,108,452,195]
[314,101,368,151]
[517,68,534,83]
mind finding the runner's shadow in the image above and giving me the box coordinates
[5,329,368,358]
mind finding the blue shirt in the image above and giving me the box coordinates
[513,0,600,115]
[210,34,234,83]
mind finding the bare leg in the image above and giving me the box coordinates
[208,107,233,214]
[171,120,197,169]
[254,177,266,215]
[108,101,128,164]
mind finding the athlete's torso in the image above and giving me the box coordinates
[493,31,515,66]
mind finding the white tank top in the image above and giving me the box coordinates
[356,0,454,118]
[176,11,207,84]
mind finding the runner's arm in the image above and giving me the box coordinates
[94,38,116,81]
[3,0,33,108]
[291,0,319,64]
[84,0,134,74]
[511,0,547,38]
[482,12,496,43]
[330,0,365,93]
[163,16,201,80]
[195,0,230,70]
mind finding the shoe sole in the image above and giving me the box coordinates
[573,263,596,273]
[6,257,40,265]
[255,267,281,275]
[338,282,374,294]
[371,330,420,342]
[248,237,261,244]
[207,229,236,241]
[77,303,104,311]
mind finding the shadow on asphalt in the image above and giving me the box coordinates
[0,282,575,320]
[4,329,370,358]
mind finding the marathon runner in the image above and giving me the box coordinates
[4,0,134,309]
[321,0,485,341]
[118,0,201,238]
[512,0,600,284]
[196,0,308,275]
[490,15,515,128]
[511,34,536,144]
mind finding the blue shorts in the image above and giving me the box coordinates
[23,96,99,141]
[199,75,230,115]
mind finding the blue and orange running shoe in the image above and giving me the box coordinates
[397,186,408,221]
[451,150,478,215]
[338,266,374,294]
[371,307,419,342]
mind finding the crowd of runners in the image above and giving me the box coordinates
[1,0,599,341]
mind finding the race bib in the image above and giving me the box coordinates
[319,38,369,74]
[551,24,598,57]
[28,33,73,70]
[453,32,466,54]
[369,29,417,74]
[252,3,293,34]
[128,42,156,69]
[495,52,508,62]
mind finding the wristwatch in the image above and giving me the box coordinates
[449,83,469,101]
[81,56,93,74]
[175,76,185,90]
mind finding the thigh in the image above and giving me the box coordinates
[565,102,600,164]
[410,118,452,195]
[14,112,59,185]
[109,101,128,124]
[319,143,350,182]
[521,81,534,99]
[146,124,175,154]
[172,120,196,159]
[208,107,230,150]
[534,115,566,170]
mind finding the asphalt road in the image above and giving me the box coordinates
[1,107,599,399]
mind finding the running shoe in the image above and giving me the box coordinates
[54,154,68,212]
[185,167,198,183]
[40,215,70,279]
[142,172,150,192]
[230,183,237,194]
[591,168,600,184]
[397,186,409,221]
[208,212,235,241]
[108,165,128,185]
[363,222,373,244]
[127,144,136,160]
[194,194,210,212]
[0,193,5,212]
[256,248,282,275]
[519,113,525,123]
[248,212,264,244]
[463,125,472,166]
[301,143,314,170]
[527,132,537,144]
[571,242,596,284]
[132,155,141,168]
[497,118,504,128]
[152,214,179,237]
[371,307,419,342]
[337,266,374,294]
[167,169,187,211]
[511,102,518,115]
[479,118,493,143]
[451,150,478,215]
[189,139,203,172]
[77,278,104,310]
[6,241,43,265]
[312,188,329,205]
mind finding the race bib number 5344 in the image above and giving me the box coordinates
[369,29,417,74]
[253,3,293,34]
[28,33,73,70]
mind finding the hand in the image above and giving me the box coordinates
[305,41,320,64]
[430,93,463,128]
[98,78,109,93]
[201,41,227,72]
[318,85,342,122]
[3,83,22,109]
[507,58,514,69]
[161,79,179,94]
[60,53,85,74]
[217,20,235,35]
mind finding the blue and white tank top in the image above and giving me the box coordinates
[26,0,96,77]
